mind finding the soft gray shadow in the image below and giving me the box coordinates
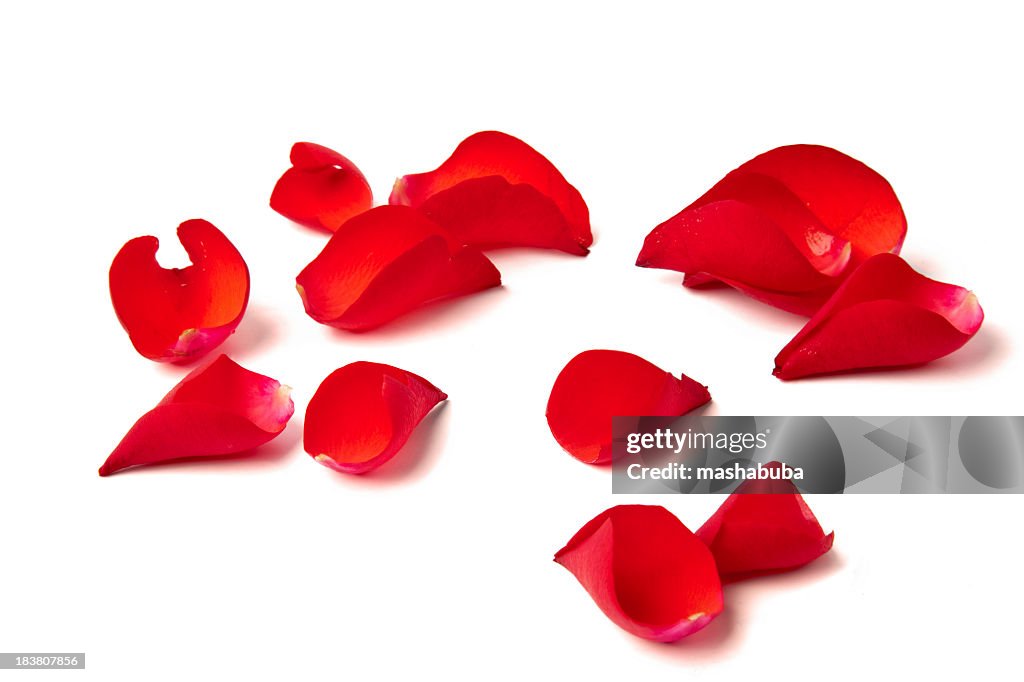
[634,551,843,663]
[329,402,451,486]
[219,304,281,360]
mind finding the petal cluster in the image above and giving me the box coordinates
[390,131,592,254]
[109,219,250,362]
[774,254,984,379]
[697,462,835,579]
[546,350,710,465]
[270,142,373,233]
[99,355,294,476]
[304,362,447,474]
[637,145,906,315]
[554,505,723,642]
[296,205,501,331]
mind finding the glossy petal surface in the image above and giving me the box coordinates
[99,355,294,476]
[546,350,711,465]
[774,254,984,379]
[555,505,723,642]
[270,142,373,232]
[109,219,250,362]
[304,362,447,474]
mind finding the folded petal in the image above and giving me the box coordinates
[389,131,591,253]
[696,463,834,580]
[304,362,447,474]
[295,205,501,331]
[546,350,710,465]
[555,505,723,642]
[637,145,906,314]
[99,355,294,476]
[109,219,250,362]
[270,142,373,232]
[774,253,984,379]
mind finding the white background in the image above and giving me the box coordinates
[2,1,1022,679]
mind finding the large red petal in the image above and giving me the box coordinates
[389,131,591,253]
[303,362,447,474]
[637,145,905,314]
[99,355,294,476]
[270,142,373,233]
[555,505,723,642]
[697,463,834,580]
[546,350,710,465]
[109,220,250,362]
[295,205,501,331]
[774,253,984,379]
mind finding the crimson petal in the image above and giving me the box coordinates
[99,355,294,476]
[109,219,250,362]
[304,362,446,474]
[546,350,710,465]
[697,463,835,580]
[555,505,723,642]
[295,205,501,331]
[389,131,591,254]
[270,142,373,233]
[774,253,984,379]
[637,145,906,315]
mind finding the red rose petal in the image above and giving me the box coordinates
[774,253,984,379]
[109,219,250,362]
[546,350,710,465]
[304,362,447,474]
[555,505,723,642]
[99,355,294,476]
[637,145,906,314]
[389,131,591,253]
[697,463,835,580]
[295,205,501,331]
[270,142,373,233]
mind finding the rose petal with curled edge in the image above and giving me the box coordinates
[109,219,250,362]
[697,462,835,580]
[555,505,724,642]
[99,355,294,476]
[270,142,373,233]
[389,131,591,253]
[637,144,906,315]
[304,362,447,474]
[546,350,711,465]
[295,205,501,331]
[774,253,984,379]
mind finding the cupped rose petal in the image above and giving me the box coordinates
[774,253,985,379]
[389,131,591,253]
[270,142,373,233]
[555,505,723,642]
[99,355,294,476]
[295,205,501,331]
[697,463,834,580]
[546,350,711,465]
[637,145,906,315]
[109,219,250,362]
[304,362,447,474]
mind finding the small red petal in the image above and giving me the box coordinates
[637,145,906,314]
[295,205,501,331]
[99,355,294,476]
[304,362,447,474]
[555,505,723,642]
[270,142,373,233]
[697,463,835,580]
[774,253,984,379]
[389,131,591,253]
[109,219,250,362]
[546,350,710,465]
